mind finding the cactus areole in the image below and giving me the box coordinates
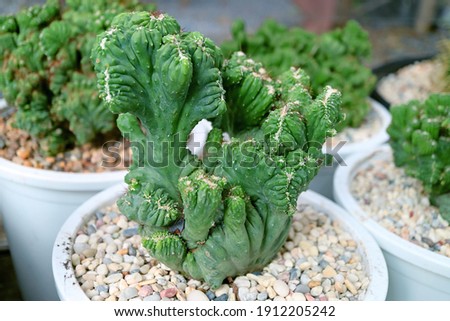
[92,12,343,288]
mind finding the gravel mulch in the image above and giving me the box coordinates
[351,149,450,258]
[69,203,370,301]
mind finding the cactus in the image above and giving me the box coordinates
[221,19,376,130]
[92,12,343,288]
[387,94,450,222]
[0,0,155,155]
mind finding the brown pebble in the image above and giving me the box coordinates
[16,147,30,160]
[308,280,321,288]
[117,248,128,255]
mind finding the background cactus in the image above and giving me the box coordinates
[221,19,375,130]
[387,94,450,222]
[92,12,343,288]
[0,0,155,155]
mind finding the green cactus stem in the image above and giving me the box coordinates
[0,0,155,155]
[388,93,450,222]
[221,19,375,131]
[92,12,343,288]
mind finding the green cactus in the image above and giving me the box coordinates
[387,94,450,222]
[221,19,375,131]
[0,0,155,155]
[92,12,343,288]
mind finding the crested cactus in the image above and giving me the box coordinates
[387,94,450,222]
[0,0,155,155]
[221,19,375,130]
[92,12,343,288]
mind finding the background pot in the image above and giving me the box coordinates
[0,145,126,300]
[0,97,8,250]
[333,145,450,300]
[53,183,388,301]
[370,55,433,108]
[308,98,391,200]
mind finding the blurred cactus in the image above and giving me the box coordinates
[388,94,450,222]
[0,0,155,155]
[92,12,343,288]
[221,19,376,130]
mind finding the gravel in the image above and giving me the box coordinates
[351,148,450,258]
[70,201,371,301]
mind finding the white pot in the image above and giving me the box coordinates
[53,184,388,301]
[308,98,391,200]
[0,156,126,300]
[0,98,8,250]
[333,145,450,300]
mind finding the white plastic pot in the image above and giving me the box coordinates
[334,145,450,300]
[0,97,9,250]
[308,98,391,200]
[53,184,388,301]
[0,155,126,300]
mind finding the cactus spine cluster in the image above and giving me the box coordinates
[221,19,375,130]
[92,12,343,288]
[0,0,155,155]
[388,94,450,222]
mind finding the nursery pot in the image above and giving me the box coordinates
[52,183,388,301]
[0,153,126,300]
[308,98,391,200]
[333,145,450,300]
[0,97,8,250]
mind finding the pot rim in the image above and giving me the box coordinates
[333,144,450,277]
[52,184,388,301]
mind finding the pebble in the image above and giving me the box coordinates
[294,284,310,294]
[205,290,215,300]
[234,276,250,288]
[138,285,153,297]
[104,273,123,284]
[291,293,306,301]
[144,293,161,301]
[214,284,229,297]
[73,243,90,255]
[71,203,370,302]
[310,286,323,296]
[257,292,268,301]
[214,294,229,301]
[160,288,177,298]
[121,287,138,300]
[323,265,337,278]
[187,290,209,301]
[123,228,138,238]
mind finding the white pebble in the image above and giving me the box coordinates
[187,290,209,301]
[273,280,289,297]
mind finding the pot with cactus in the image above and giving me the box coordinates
[334,94,450,300]
[220,19,391,200]
[0,0,155,300]
[53,11,388,302]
